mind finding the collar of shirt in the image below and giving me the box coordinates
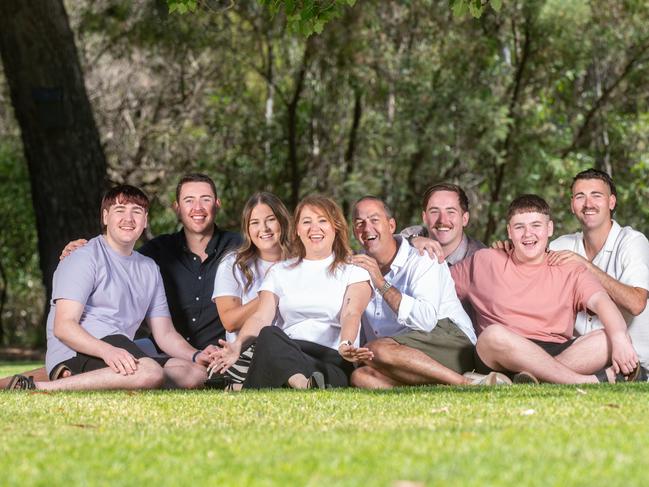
[387,236,411,277]
[178,225,220,259]
[447,233,470,266]
[602,220,622,254]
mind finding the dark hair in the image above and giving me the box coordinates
[506,194,551,221]
[571,168,617,197]
[352,195,394,219]
[292,195,351,274]
[175,173,218,202]
[421,183,469,213]
[235,192,292,292]
[100,185,149,230]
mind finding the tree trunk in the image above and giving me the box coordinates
[0,0,107,338]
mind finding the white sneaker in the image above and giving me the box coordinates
[464,371,512,386]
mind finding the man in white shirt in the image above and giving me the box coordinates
[549,168,649,377]
[349,196,509,388]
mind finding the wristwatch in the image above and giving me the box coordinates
[376,280,392,296]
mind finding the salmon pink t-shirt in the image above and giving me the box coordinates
[450,248,604,343]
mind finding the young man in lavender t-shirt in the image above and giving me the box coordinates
[8,185,212,391]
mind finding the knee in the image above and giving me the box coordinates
[476,325,511,356]
[366,338,396,364]
[350,366,373,388]
[256,326,283,347]
[135,358,165,389]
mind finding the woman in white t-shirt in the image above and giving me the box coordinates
[209,195,373,389]
[210,192,292,387]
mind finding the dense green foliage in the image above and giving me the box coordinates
[2,363,649,486]
[1,0,649,344]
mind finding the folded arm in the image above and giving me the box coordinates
[54,299,138,375]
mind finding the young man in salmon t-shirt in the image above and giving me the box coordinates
[451,194,638,384]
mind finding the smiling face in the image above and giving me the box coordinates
[248,203,282,260]
[507,211,553,264]
[422,190,469,253]
[353,199,397,258]
[570,178,616,232]
[174,181,220,236]
[103,200,147,252]
[296,205,336,259]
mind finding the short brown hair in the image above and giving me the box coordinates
[506,194,550,222]
[421,183,469,213]
[100,185,149,230]
[292,195,351,274]
[571,168,616,197]
[175,173,217,202]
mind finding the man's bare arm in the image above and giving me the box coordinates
[549,250,647,316]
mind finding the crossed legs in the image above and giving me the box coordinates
[351,337,470,389]
[476,325,611,384]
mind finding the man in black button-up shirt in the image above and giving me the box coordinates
[139,225,241,350]
[138,175,242,375]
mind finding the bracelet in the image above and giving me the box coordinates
[376,280,392,296]
[191,350,201,363]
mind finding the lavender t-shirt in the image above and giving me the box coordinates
[45,235,170,373]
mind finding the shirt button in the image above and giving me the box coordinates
[192,318,196,322]
[198,276,202,280]
[186,337,190,341]
[195,297,200,301]
[193,257,197,261]
[375,330,379,335]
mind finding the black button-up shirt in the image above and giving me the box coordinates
[138,226,242,349]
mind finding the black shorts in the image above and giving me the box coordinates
[530,338,577,357]
[49,334,149,380]
[473,336,578,374]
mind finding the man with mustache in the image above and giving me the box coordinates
[548,168,649,378]
[401,183,485,266]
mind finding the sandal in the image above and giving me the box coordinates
[595,364,642,383]
[204,373,234,391]
[50,364,72,380]
[307,371,325,389]
[5,375,36,390]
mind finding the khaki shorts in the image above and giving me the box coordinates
[392,318,475,374]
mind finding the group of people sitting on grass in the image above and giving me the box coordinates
[3,168,648,392]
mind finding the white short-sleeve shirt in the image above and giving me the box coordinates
[212,252,277,342]
[550,220,649,369]
[260,254,370,349]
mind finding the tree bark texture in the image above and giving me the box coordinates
[0,0,107,316]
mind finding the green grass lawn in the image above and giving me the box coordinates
[2,362,648,487]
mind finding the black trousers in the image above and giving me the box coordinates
[243,326,353,389]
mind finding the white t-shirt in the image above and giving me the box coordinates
[260,254,371,349]
[550,220,649,370]
[212,252,277,342]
